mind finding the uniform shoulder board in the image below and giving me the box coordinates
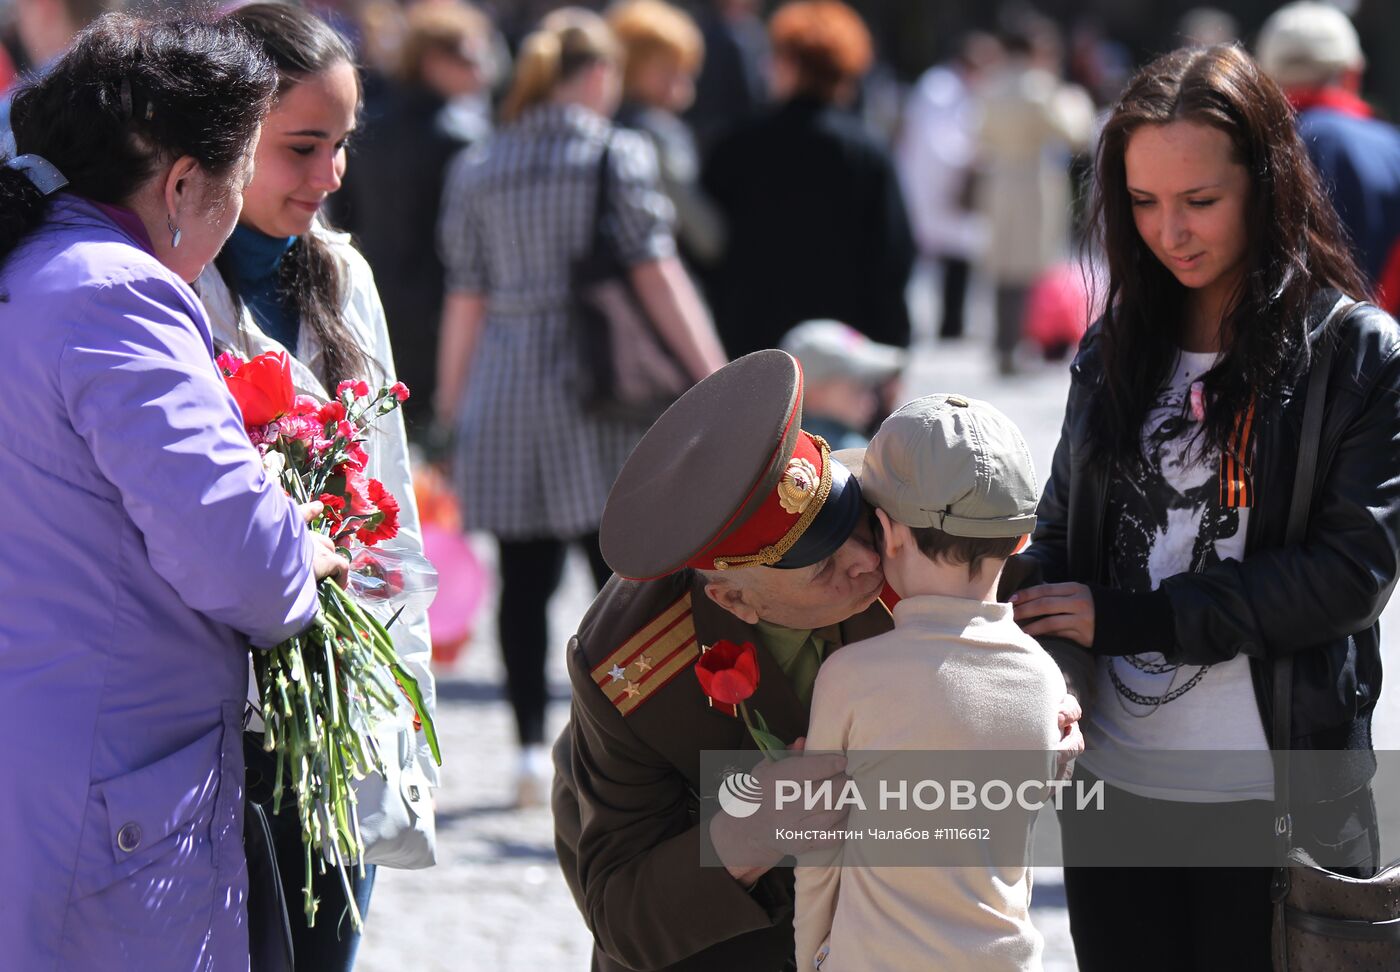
[590,594,699,717]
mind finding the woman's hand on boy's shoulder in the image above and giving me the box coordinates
[1010,582,1095,648]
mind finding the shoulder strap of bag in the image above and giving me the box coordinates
[590,133,615,252]
[1273,297,1348,864]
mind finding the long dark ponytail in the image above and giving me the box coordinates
[219,2,372,389]
[1086,45,1368,467]
[0,14,275,268]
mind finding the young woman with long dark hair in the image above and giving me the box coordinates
[1014,44,1400,968]
[194,5,437,968]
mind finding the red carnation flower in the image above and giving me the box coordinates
[389,381,410,402]
[356,479,400,546]
[216,351,246,378]
[343,440,369,471]
[343,467,375,516]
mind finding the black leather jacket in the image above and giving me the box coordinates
[1024,292,1400,794]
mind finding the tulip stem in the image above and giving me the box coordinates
[738,701,785,762]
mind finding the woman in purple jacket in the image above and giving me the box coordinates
[0,14,347,971]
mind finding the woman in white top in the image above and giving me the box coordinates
[195,5,436,969]
[1014,45,1397,970]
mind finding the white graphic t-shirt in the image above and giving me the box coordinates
[1081,350,1274,802]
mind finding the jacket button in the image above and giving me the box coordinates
[116,822,142,853]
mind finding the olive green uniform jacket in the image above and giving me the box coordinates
[552,569,894,972]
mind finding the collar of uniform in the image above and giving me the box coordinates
[686,574,896,738]
[753,618,815,674]
[688,573,808,742]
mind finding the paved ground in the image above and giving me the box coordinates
[357,270,1400,971]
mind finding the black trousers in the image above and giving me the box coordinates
[496,533,610,745]
[938,255,970,339]
[1060,769,1379,972]
[994,283,1029,357]
[245,737,377,972]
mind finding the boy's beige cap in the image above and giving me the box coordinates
[855,394,1038,539]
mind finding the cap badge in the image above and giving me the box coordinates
[778,458,820,515]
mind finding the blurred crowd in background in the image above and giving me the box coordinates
[5,0,1400,798]
[7,1,1398,392]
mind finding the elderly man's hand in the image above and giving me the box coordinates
[709,738,850,888]
[1054,693,1084,781]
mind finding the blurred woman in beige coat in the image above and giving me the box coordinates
[977,18,1093,374]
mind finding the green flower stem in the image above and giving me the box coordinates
[251,557,441,930]
[737,700,786,762]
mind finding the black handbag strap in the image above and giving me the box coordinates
[589,134,615,255]
[1272,297,1348,868]
[1285,907,1400,942]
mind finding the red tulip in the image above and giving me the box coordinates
[695,640,760,706]
[224,351,296,427]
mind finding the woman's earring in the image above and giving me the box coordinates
[167,216,182,250]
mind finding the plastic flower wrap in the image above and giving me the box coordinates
[218,351,439,928]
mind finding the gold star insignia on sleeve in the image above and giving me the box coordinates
[589,595,700,716]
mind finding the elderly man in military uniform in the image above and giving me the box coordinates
[552,350,1086,971]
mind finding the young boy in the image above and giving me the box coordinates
[794,394,1065,971]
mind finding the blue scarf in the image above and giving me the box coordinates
[223,224,299,352]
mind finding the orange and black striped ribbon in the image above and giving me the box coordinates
[1219,397,1257,508]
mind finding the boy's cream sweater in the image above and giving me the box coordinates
[794,593,1066,972]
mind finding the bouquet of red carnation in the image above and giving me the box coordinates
[218,350,441,929]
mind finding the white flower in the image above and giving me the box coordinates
[262,450,286,479]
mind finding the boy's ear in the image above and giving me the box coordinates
[873,508,901,560]
[703,577,761,625]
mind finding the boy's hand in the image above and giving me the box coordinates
[1054,693,1084,781]
[1011,582,1095,647]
